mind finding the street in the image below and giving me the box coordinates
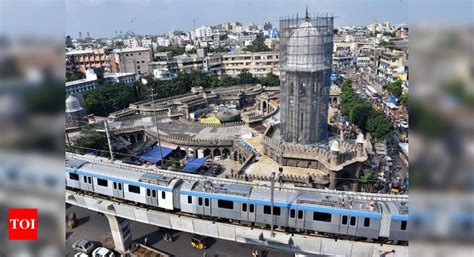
[66,205,294,257]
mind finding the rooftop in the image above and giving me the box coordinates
[113,47,150,53]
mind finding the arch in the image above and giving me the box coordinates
[187,148,195,158]
[289,82,294,95]
[130,135,136,144]
[222,148,230,158]
[233,151,238,161]
[299,82,306,96]
[262,101,267,113]
[203,149,212,158]
[213,148,221,157]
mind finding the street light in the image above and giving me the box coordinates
[151,88,164,166]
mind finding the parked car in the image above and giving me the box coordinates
[74,253,89,257]
[92,247,115,257]
[72,239,97,254]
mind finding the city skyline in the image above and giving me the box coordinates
[65,0,409,38]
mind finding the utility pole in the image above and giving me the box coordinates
[270,171,276,237]
[104,120,114,161]
[151,88,164,165]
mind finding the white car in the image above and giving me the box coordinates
[74,253,90,257]
[400,120,409,129]
[92,247,115,257]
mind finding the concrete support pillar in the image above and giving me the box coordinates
[105,214,132,253]
[328,172,336,190]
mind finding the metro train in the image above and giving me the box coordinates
[65,158,409,243]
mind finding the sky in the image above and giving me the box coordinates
[65,0,411,38]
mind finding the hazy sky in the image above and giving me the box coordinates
[65,0,411,38]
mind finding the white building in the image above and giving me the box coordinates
[140,38,153,48]
[193,26,212,40]
[124,38,139,48]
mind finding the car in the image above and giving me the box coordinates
[74,253,89,257]
[92,247,115,257]
[72,239,97,254]
[400,120,408,129]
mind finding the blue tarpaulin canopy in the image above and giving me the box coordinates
[139,146,173,163]
[182,158,207,173]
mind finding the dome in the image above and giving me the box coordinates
[356,133,365,144]
[285,20,325,71]
[65,95,83,113]
[330,140,340,152]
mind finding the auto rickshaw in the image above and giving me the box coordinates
[191,236,206,250]
[67,212,77,228]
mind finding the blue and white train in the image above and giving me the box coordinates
[65,158,409,243]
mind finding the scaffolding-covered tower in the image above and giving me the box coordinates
[279,11,334,145]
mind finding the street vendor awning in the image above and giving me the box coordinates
[182,158,207,173]
[139,146,173,163]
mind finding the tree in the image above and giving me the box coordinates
[66,71,85,82]
[73,128,109,157]
[360,169,374,183]
[366,111,394,141]
[400,92,408,107]
[244,36,271,52]
[236,70,259,84]
[84,83,137,116]
[258,72,280,87]
[350,103,372,132]
[156,46,186,55]
[383,80,403,98]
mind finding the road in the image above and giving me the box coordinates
[66,205,294,257]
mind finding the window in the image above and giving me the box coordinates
[137,65,140,69]
[146,189,151,196]
[350,216,356,226]
[342,215,348,225]
[142,61,145,63]
[401,221,407,230]
[139,53,141,55]
[217,200,234,210]
[118,183,122,190]
[290,209,296,218]
[242,203,247,212]
[205,198,209,207]
[188,196,192,204]
[162,191,166,199]
[137,61,140,64]
[364,218,370,227]
[128,185,140,194]
[263,206,281,216]
[249,204,254,213]
[198,197,203,206]
[152,190,156,198]
[113,182,117,189]
[97,178,108,187]
[298,210,303,219]
[88,177,91,184]
[299,83,306,96]
[69,173,79,181]
[313,212,332,222]
[289,82,294,95]
[83,176,87,183]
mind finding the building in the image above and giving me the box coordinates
[124,38,139,48]
[279,12,333,144]
[65,95,85,128]
[376,50,407,84]
[65,48,110,74]
[221,51,279,77]
[264,38,280,51]
[111,47,152,75]
[193,26,212,40]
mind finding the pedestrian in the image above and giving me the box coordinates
[144,236,148,246]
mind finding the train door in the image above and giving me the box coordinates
[145,189,158,206]
[203,198,211,216]
[339,215,349,234]
[348,216,358,236]
[248,203,256,222]
[288,209,296,228]
[296,210,305,229]
[81,175,93,191]
[112,182,124,198]
[241,203,249,221]
[196,197,204,215]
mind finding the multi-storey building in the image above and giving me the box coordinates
[111,47,152,75]
[65,48,111,74]
[376,50,407,84]
[123,38,139,48]
[221,51,279,77]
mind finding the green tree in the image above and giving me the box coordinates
[73,128,109,157]
[360,169,374,183]
[350,103,372,132]
[236,70,259,84]
[156,46,186,55]
[258,72,280,87]
[244,36,271,52]
[383,80,403,98]
[366,111,394,141]
[400,92,409,107]
[66,71,85,82]
[84,83,137,116]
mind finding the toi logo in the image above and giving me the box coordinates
[8,208,38,240]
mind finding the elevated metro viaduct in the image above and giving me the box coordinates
[66,190,408,257]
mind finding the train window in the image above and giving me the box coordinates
[83,176,87,183]
[69,173,79,181]
[298,210,303,219]
[242,203,247,212]
[128,185,140,194]
[217,200,234,210]
[188,196,192,204]
[162,191,166,199]
[88,177,92,184]
[198,197,203,206]
[313,212,332,222]
[113,182,117,189]
[146,189,150,196]
[97,178,108,187]
[364,218,370,227]
[401,221,407,230]
[342,215,348,225]
[249,204,254,213]
[290,209,295,218]
[152,190,156,198]
[263,206,281,216]
[350,216,356,226]
[205,198,209,207]
[118,183,122,190]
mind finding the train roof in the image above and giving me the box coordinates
[192,182,253,197]
[250,187,297,203]
[139,173,180,188]
[296,192,381,213]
